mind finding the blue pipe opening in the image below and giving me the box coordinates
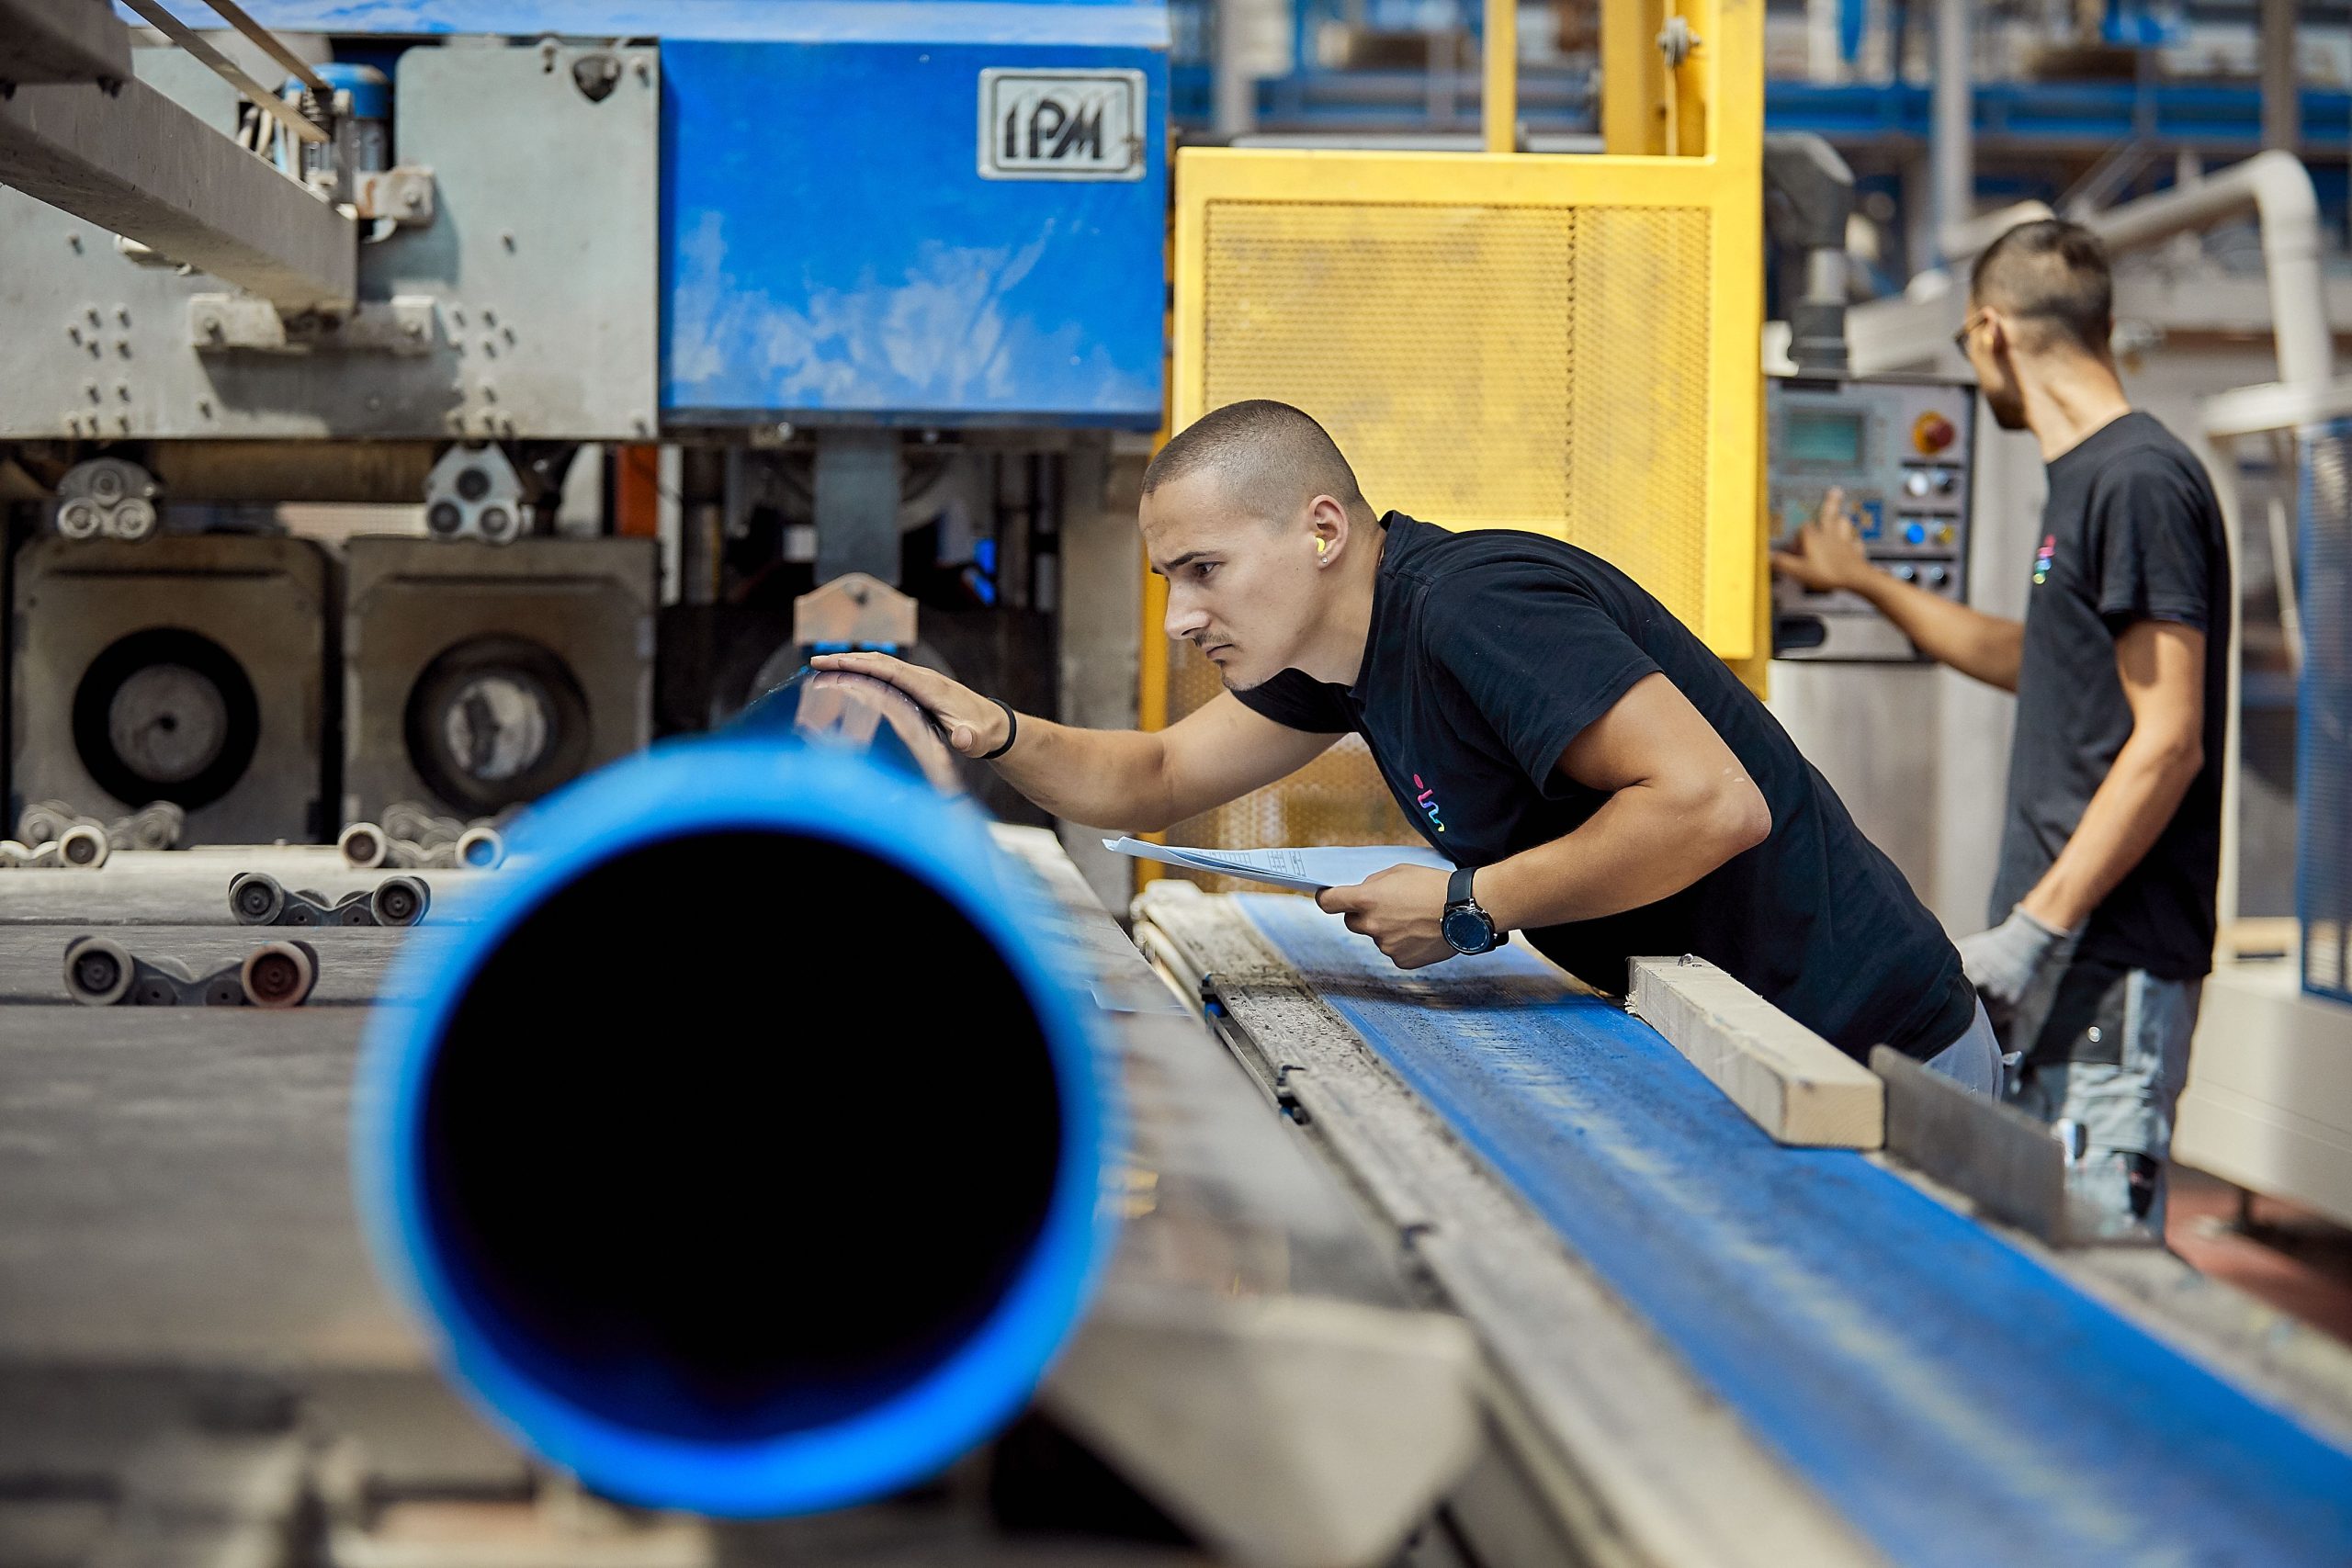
[355,701,1119,1517]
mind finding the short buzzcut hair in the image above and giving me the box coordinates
[1970,219,2114,356]
[1142,400,1368,522]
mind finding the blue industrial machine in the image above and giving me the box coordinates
[0,0,1170,838]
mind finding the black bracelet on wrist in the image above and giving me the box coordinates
[978,697,1019,761]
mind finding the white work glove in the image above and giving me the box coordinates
[1956,905,2080,1022]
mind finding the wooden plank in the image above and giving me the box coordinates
[1626,955,1883,1148]
[1871,1046,2068,1242]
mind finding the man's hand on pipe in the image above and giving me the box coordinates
[809,651,1011,758]
[1317,864,1456,970]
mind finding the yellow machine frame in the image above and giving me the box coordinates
[1142,0,1768,864]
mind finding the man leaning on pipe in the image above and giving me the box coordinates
[1774,220,2227,1234]
[817,399,1997,1090]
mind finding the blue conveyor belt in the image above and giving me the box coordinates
[1236,893,2352,1568]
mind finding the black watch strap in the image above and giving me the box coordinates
[1448,864,1476,908]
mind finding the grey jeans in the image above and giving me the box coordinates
[2006,966,2205,1236]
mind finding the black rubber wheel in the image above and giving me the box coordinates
[228,872,284,925]
[371,875,428,927]
[63,935,132,1006]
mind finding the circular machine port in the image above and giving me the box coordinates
[73,629,261,813]
[404,636,591,814]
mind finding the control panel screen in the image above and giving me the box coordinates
[1768,375,1976,663]
[1783,410,1864,466]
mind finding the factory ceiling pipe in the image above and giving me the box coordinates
[354,671,1119,1517]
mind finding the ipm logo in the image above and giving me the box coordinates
[1412,773,1446,833]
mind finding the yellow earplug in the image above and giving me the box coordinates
[1316,538,1329,556]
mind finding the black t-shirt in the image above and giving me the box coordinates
[1236,513,1973,1062]
[1991,412,2229,980]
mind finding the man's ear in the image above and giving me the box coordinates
[1307,494,1351,565]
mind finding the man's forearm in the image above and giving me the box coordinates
[989,717,1178,830]
[1847,572,2025,691]
[1476,780,1766,934]
[2019,729,2202,932]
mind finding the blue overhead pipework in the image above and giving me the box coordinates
[355,672,1121,1516]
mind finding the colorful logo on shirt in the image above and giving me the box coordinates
[2032,533,2056,586]
[1412,773,1446,833]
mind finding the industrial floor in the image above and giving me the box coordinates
[2171,1165,2352,1346]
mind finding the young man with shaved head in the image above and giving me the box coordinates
[1776,220,2228,1231]
[821,400,1998,1089]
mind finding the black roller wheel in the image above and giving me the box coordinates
[371,876,428,927]
[62,935,132,1006]
[228,873,285,926]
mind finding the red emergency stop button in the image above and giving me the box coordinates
[1913,411,1957,456]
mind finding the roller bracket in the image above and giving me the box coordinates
[349,165,435,225]
[190,294,435,356]
[63,932,318,1008]
[228,871,430,927]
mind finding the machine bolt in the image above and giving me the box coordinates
[84,305,100,326]
[403,320,424,341]
[85,383,99,403]
[198,400,212,417]
[402,186,424,212]
[64,231,80,251]
[116,306,130,326]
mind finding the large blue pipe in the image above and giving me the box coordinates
[354,672,1120,1516]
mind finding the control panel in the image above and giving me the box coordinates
[1768,374,1976,662]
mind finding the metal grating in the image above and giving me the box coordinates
[1200,200,1714,625]
[2300,419,2352,1002]
[1163,198,1715,876]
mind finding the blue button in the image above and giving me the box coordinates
[1859,499,1884,539]
[1904,522,1927,545]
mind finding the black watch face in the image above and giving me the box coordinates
[1443,907,1493,953]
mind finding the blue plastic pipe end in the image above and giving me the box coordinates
[354,735,1121,1516]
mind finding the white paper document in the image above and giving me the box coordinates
[1102,837,1451,893]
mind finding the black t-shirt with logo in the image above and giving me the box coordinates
[1991,412,2229,981]
[1234,513,1973,1062]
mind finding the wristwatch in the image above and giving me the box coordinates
[1442,865,1501,956]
